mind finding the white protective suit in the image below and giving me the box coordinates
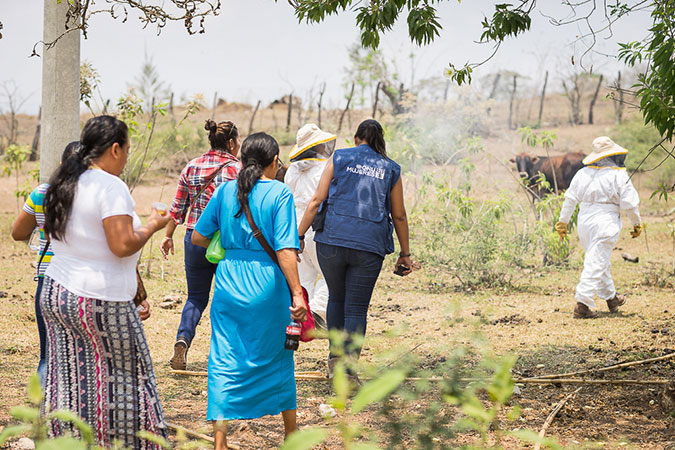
[285,159,329,319]
[559,166,641,309]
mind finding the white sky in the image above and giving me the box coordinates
[1,1,652,114]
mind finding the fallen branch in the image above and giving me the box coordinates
[525,351,675,380]
[514,378,668,385]
[166,422,242,450]
[533,387,582,450]
[168,370,668,385]
[169,369,326,379]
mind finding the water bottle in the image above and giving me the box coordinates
[285,320,301,351]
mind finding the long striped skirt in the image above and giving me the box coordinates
[40,276,167,450]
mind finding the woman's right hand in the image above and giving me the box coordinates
[148,208,172,233]
[290,292,308,322]
[160,237,174,259]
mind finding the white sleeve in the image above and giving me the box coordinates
[558,174,580,223]
[617,171,641,225]
[100,178,136,219]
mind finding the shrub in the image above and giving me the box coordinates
[613,118,675,186]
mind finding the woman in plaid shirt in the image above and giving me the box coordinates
[160,119,242,370]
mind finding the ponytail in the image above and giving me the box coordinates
[355,119,387,157]
[44,116,128,240]
[235,132,279,218]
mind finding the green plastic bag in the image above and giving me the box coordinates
[205,230,225,263]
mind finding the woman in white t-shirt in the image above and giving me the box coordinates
[41,115,171,450]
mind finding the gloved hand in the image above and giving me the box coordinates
[554,221,568,239]
[630,223,643,238]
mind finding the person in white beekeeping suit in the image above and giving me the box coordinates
[555,136,643,319]
[285,124,336,329]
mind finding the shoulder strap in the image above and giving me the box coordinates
[187,160,234,214]
[243,204,280,266]
[34,241,50,281]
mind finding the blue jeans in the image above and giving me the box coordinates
[316,242,384,359]
[176,229,218,346]
[35,277,46,383]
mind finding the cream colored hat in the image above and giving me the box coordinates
[289,123,336,160]
[582,136,628,165]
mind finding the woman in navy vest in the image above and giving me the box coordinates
[297,119,412,378]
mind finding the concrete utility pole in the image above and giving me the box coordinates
[40,0,80,182]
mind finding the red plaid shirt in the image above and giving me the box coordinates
[169,150,241,229]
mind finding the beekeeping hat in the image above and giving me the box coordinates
[583,136,628,165]
[289,123,336,162]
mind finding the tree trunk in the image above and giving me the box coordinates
[488,73,501,100]
[211,91,218,120]
[337,83,355,133]
[317,83,326,128]
[286,93,293,132]
[169,92,175,124]
[372,81,381,118]
[508,75,517,130]
[538,70,548,126]
[381,82,404,115]
[562,78,582,125]
[443,79,450,101]
[588,74,604,125]
[248,100,261,136]
[29,107,41,161]
[615,71,624,124]
[40,0,81,182]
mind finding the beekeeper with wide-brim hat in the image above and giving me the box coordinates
[284,124,337,329]
[555,136,642,319]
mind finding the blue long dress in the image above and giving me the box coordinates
[195,179,300,421]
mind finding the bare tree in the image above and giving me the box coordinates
[317,83,326,128]
[211,91,218,120]
[562,75,582,125]
[538,70,549,126]
[338,83,355,133]
[30,107,41,161]
[286,93,293,132]
[614,71,624,124]
[371,81,381,118]
[249,100,261,136]
[0,81,30,151]
[588,74,604,125]
[508,74,517,129]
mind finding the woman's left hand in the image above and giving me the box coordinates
[289,292,308,322]
[137,300,151,321]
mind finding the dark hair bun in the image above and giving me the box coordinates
[204,119,217,132]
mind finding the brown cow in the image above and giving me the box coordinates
[510,152,585,199]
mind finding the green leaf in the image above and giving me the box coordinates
[27,373,43,405]
[279,428,328,450]
[511,429,563,450]
[351,369,406,413]
[332,361,350,407]
[351,443,382,450]
[48,410,94,443]
[37,436,88,450]
[0,424,32,446]
[136,430,170,449]
[10,406,40,422]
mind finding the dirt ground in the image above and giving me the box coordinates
[1,99,675,449]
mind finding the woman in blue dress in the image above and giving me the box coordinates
[192,132,307,450]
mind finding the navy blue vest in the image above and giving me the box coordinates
[314,145,401,257]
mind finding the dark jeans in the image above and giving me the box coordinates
[316,242,384,359]
[35,277,46,382]
[176,229,217,346]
